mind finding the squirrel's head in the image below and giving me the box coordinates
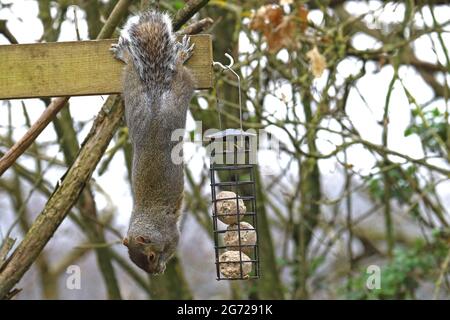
[123,229,179,274]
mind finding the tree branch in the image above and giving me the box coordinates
[0,20,18,44]
[173,0,209,31]
[177,17,213,36]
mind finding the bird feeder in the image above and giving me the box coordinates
[206,129,260,280]
[206,53,260,280]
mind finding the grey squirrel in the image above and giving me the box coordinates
[111,10,195,274]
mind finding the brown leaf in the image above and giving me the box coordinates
[250,4,300,53]
[249,4,284,31]
[249,6,267,31]
[297,5,309,32]
[267,16,296,53]
[266,4,284,26]
[306,46,326,78]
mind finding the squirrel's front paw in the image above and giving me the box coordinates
[110,38,129,63]
[177,35,195,64]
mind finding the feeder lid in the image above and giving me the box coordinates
[205,129,256,140]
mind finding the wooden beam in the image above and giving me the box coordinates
[0,34,212,100]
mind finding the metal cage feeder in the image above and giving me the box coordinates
[206,129,260,280]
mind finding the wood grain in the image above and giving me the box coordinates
[0,34,212,100]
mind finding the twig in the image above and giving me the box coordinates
[382,65,398,259]
[0,238,15,270]
[75,241,122,249]
[177,17,213,36]
[0,20,18,44]
[73,6,81,41]
[2,288,21,300]
[173,0,209,31]
[0,97,69,177]
[97,0,133,40]
[433,248,450,299]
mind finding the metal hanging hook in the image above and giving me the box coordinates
[212,54,243,132]
[213,53,234,70]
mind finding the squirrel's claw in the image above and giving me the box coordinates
[110,39,129,63]
[110,43,124,62]
[178,35,195,64]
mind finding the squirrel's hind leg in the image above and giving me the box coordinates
[110,37,131,63]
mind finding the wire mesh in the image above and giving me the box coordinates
[208,132,260,280]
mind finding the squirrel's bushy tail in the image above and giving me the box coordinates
[123,11,177,93]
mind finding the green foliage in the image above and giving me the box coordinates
[366,165,416,205]
[173,0,185,10]
[343,240,447,299]
[404,107,447,154]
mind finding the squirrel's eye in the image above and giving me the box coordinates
[148,252,156,261]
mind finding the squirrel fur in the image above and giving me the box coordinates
[111,10,195,274]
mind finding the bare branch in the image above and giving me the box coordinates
[173,0,210,31]
[177,17,214,36]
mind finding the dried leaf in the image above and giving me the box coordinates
[249,6,267,31]
[249,4,300,53]
[249,4,283,31]
[266,5,284,26]
[297,5,308,32]
[266,16,296,53]
[306,46,326,78]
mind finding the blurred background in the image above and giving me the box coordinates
[0,0,449,299]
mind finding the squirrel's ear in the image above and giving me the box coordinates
[136,235,148,244]
[122,237,129,247]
